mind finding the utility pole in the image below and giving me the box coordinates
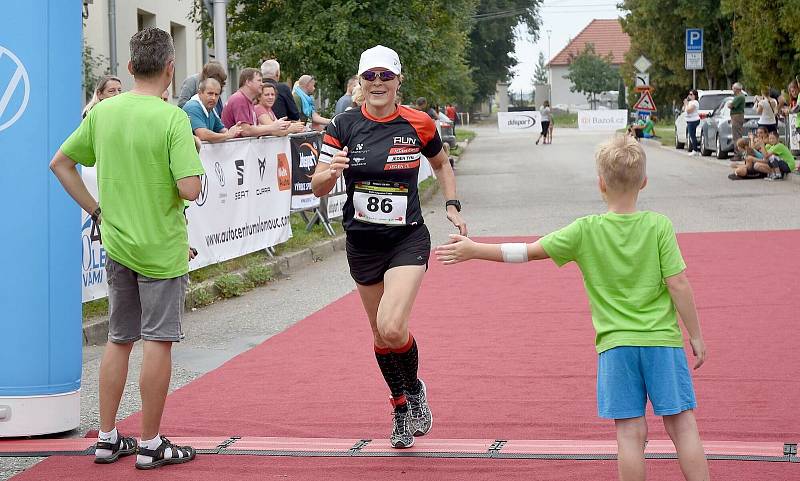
[546,29,552,105]
[212,0,229,98]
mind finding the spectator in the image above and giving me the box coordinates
[760,130,794,180]
[683,89,701,156]
[49,26,202,470]
[335,75,359,115]
[445,103,457,123]
[183,78,243,142]
[256,83,304,136]
[221,68,280,138]
[349,84,365,110]
[729,137,766,180]
[537,101,552,145]
[177,60,227,116]
[260,59,301,121]
[293,74,330,128]
[755,86,778,133]
[415,97,437,119]
[82,75,123,117]
[727,82,746,152]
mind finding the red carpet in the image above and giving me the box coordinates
[11,230,800,480]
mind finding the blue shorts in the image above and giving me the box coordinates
[597,346,697,419]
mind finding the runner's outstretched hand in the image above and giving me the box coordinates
[446,208,467,236]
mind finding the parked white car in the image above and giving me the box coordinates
[674,90,746,150]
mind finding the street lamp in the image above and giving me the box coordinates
[546,29,552,104]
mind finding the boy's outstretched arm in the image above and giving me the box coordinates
[665,271,707,369]
[435,234,550,265]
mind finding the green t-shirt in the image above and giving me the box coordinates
[539,211,687,353]
[61,92,205,278]
[730,94,745,115]
[642,119,655,135]
[767,142,796,171]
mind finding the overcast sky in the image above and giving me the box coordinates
[509,0,623,93]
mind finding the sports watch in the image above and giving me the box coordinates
[445,200,462,212]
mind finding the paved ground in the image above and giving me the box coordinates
[3,124,799,479]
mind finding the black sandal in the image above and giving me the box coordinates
[94,433,137,464]
[135,435,196,470]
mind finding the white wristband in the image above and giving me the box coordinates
[500,243,528,263]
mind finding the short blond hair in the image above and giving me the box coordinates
[596,135,646,192]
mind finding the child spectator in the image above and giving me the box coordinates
[729,137,766,180]
[761,130,795,180]
[435,134,709,481]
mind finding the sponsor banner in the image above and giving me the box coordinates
[187,137,293,270]
[789,113,799,151]
[80,167,107,302]
[578,110,628,131]
[497,111,542,133]
[325,172,346,220]
[289,131,322,210]
[81,137,293,301]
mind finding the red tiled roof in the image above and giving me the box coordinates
[547,19,630,66]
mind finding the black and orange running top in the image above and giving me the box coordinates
[319,105,443,233]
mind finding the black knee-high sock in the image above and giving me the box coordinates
[374,345,407,411]
[392,334,420,395]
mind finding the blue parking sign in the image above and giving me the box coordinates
[686,29,703,52]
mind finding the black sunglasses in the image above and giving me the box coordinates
[360,70,397,82]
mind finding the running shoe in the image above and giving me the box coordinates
[406,379,433,436]
[390,409,415,448]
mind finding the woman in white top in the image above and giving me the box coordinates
[683,89,701,155]
[537,101,552,145]
[756,87,778,133]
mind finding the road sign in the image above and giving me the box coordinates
[634,73,650,88]
[686,28,703,53]
[634,85,653,93]
[633,55,651,73]
[685,52,703,70]
[632,90,657,112]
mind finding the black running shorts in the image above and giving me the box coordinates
[345,224,431,286]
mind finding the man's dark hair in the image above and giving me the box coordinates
[415,97,427,107]
[239,68,261,88]
[201,61,227,85]
[129,27,175,78]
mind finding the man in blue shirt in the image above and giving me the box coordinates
[182,78,242,143]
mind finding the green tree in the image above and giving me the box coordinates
[83,41,108,103]
[533,51,548,84]
[564,44,619,109]
[619,0,738,114]
[721,0,797,91]
[467,0,542,108]
[192,0,477,110]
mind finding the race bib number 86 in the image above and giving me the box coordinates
[353,181,409,225]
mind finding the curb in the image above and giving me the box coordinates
[642,138,800,186]
[81,145,460,346]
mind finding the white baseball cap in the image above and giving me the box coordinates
[358,45,401,75]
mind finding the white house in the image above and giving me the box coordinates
[82,0,205,103]
[546,19,630,111]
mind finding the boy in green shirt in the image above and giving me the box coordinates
[436,135,709,481]
[759,130,795,180]
[50,27,203,469]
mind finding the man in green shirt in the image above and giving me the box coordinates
[728,82,746,153]
[50,27,203,469]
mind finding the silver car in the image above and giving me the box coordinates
[699,96,755,159]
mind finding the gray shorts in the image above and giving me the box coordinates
[105,257,188,343]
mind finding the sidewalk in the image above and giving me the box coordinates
[642,138,800,186]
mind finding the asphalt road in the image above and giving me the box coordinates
[3,124,799,479]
